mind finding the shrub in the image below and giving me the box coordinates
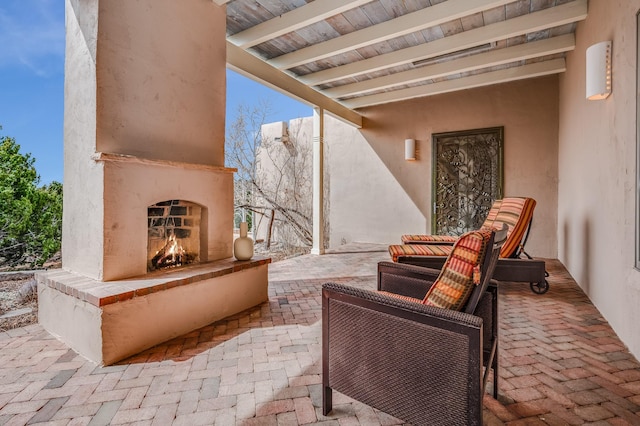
[0,131,62,267]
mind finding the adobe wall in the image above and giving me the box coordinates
[558,0,640,359]
[95,0,226,166]
[261,75,559,258]
[327,76,560,257]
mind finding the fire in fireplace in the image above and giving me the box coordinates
[148,200,201,272]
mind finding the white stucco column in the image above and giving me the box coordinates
[311,107,325,255]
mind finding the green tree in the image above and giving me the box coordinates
[0,129,62,267]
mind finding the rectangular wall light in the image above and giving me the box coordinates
[586,41,612,100]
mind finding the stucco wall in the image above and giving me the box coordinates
[255,120,315,248]
[95,0,226,166]
[330,76,560,257]
[323,115,426,246]
[558,0,640,359]
[258,116,426,249]
[260,76,559,257]
[63,0,104,279]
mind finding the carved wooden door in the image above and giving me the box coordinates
[432,127,503,235]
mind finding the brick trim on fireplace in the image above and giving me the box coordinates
[37,257,271,307]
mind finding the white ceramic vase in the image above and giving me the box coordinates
[234,222,254,261]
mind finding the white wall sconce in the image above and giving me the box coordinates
[586,41,612,100]
[405,138,416,161]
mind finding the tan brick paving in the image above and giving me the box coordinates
[2,244,640,424]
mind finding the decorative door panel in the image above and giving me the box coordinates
[432,127,503,235]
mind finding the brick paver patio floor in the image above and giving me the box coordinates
[1,244,640,425]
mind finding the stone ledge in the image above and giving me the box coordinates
[92,152,238,174]
[37,256,271,307]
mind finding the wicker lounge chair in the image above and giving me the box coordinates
[322,225,507,426]
[390,197,549,294]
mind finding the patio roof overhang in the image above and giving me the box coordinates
[221,0,587,128]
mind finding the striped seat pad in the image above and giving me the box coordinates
[494,197,536,258]
[484,199,503,224]
[388,243,452,262]
[398,197,536,259]
[400,234,457,244]
[422,229,490,311]
[400,199,503,244]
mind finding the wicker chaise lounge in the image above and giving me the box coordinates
[390,197,549,294]
[322,225,507,426]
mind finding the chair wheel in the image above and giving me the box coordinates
[530,280,549,294]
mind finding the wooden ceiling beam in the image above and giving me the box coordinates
[228,0,374,49]
[226,42,363,128]
[343,58,567,109]
[324,33,575,98]
[270,0,516,70]
[300,0,587,86]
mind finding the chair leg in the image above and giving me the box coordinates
[491,283,499,399]
[493,345,499,399]
[323,386,333,415]
[483,341,498,398]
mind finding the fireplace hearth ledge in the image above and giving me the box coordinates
[36,257,270,365]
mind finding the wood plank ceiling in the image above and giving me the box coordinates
[220,0,588,127]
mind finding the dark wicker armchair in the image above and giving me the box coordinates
[322,225,507,426]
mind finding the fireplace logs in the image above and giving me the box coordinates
[150,234,197,270]
[148,200,202,272]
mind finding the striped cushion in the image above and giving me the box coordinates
[422,229,491,311]
[484,199,503,226]
[397,197,535,259]
[388,244,452,262]
[400,234,457,244]
[400,199,503,244]
[493,197,536,258]
[377,291,422,304]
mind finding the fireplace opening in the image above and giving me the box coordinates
[148,200,201,272]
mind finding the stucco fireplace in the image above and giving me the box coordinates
[35,0,270,366]
[36,152,270,365]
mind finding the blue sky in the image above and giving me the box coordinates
[0,0,311,185]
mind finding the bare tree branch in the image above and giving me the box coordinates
[225,101,312,251]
